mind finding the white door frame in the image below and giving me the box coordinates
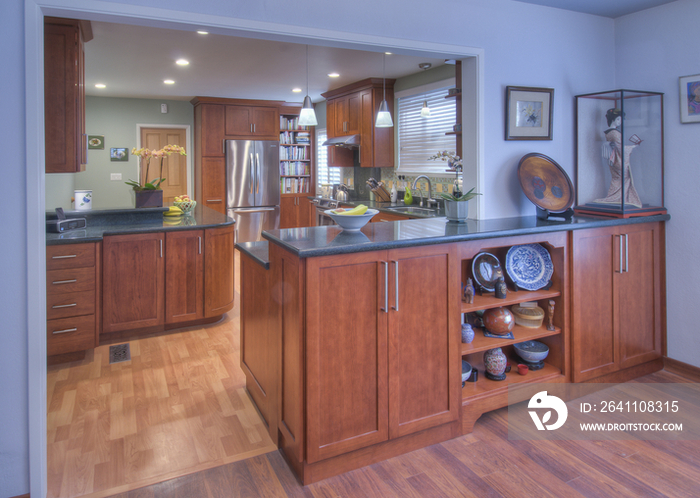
[136,124,193,198]
[25,2,485,496]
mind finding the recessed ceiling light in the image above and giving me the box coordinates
[292,88,302,93]
[175,59,189,66]
[385,52,392,55]
[328,72,340,78]
[164,79,175,85]
[95,83,106,89]
[196,30,209,35]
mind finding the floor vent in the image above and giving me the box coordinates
[109,343,131,364]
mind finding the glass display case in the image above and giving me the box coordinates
[574,90,666,218]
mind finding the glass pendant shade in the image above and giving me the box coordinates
[299,95,318,126]
[421,100,431,117]
[375,99,393,127]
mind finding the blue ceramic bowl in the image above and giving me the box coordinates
[513,340,549,362]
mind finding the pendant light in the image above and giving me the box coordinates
[421,100,431,118]
[375,53,393,128]
[298,45,318,126]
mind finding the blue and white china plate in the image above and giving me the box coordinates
[471,252,503,292]
[505,244,553,291]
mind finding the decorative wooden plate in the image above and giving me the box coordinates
[517,153,574,213]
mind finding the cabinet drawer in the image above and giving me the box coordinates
[47,314,95,355]
[47,290,95,320]
[46,266,95,295]
[46,243,95,270]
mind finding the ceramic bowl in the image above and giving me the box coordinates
[513,340,549,362]
[325,209,378,231]
[173,199,197,214]
[461,360,472,383]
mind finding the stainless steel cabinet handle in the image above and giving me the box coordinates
[206,198,222,203]
[253,123,256,133]
[624,233,629,273]
[198,236,202,255]
[617,235,623,273]
[52,279,77,285]
[392,260,399,311]
[160,239,163,258]
[52,327,77,335]
[52,303,77,309]
[381,261,388,312]
[52,254,77,259]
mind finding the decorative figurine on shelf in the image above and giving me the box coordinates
[461,323,475,344]
[495,276,507,299]
[484,348,508,381]
[547,299,556,331]
[463,278,475,304]
[594,108,642,208]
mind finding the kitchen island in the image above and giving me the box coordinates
[238,213,668,484]
[46,205,235,361]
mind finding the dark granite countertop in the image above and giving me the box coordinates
[235,241,269,269]
[46,205,233,245]
[263,213,670,258]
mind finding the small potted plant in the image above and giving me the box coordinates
[126,145,186,207]
[428,150,480,222]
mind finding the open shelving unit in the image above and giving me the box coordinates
[279,114,313,194]
[457,232,569,433]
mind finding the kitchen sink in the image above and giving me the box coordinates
[386,206,439,216]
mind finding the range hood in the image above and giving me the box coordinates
[322,135,361,148]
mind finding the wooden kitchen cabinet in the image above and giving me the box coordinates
[280,194,313,229]
[327,92,361,137]
[200,157,226,214]
[46,242,100,358]
[44,17,91,173]
[225,104,279,139]
[198,104,226,157]
[165,230,204,324]
[571,222,664,382]
[204,225,235,317]
[304,243,460,463]
[102,233,165,334]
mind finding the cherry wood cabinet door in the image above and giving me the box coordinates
[305,251,389,463]
[201,157,226,214]
[224,105,252,136]
[387,244,460,439]
[251,106,278,138]
[571,226,618,382]
[102,233,165,334]
[200,104,225,157]
[204,225,235,317]
[279,196,298,229]
[165,230,204,324]
[617,222,663,369]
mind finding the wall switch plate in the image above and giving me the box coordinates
[161,103,168,113]
[110,173,122,181]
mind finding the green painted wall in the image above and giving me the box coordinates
[45,96,195,210]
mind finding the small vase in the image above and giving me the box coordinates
[461,323,475,344]
[134,189,164,208]
[484,347,508,381]
[445,200,468,222]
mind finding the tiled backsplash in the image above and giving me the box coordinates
[340,169,460,198]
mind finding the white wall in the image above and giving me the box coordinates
[3,0,691,496]
[614,0,700,370]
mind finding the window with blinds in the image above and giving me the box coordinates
[397,85,456,174]
[316,128,340,190]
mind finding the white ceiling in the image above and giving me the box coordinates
[84,0,676,104]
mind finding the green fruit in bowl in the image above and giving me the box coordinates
[404,188,413,205]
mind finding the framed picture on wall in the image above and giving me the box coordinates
[679,74,700,123]
[505,86,554,140]
[87,135,104,149]
[110,148,129,161]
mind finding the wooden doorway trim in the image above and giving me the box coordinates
[136,124,192,202]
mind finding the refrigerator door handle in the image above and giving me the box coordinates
[249,153,255,195]
[232,207,276,213]
[255,153,261,195]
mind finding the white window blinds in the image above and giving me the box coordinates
[397,85,457,174]
[315,128,340,190]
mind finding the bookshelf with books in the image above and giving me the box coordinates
[279,109,315,228]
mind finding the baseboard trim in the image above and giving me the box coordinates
[664,357,700,382]
[10,494,30,498]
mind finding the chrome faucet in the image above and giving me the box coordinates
[411,175,438,208]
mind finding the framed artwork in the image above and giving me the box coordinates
[110,147,129,161]
[505,86,554,140]
[87,135,104,149]
[679,74,700,123]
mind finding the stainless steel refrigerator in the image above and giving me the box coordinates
[225,139,280,243]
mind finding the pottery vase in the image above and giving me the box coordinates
[484,347,508,381]
[483,307,515,336]
[461,323,475,343]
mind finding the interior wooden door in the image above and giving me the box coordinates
[387,244,460,439]
[305,251,389,463]
[140,127,188,204]
[617,222,663,369]
[571,226,619,382]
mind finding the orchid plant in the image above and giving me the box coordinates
[126,144,187,190]
[428,150,480,201]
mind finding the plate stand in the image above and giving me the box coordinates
[536,206,574,221]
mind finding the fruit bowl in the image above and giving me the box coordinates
[173,199,196,214]
[325,208,378,231]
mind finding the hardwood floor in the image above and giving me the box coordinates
[97,369,700,498]
[46,288,276,498]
